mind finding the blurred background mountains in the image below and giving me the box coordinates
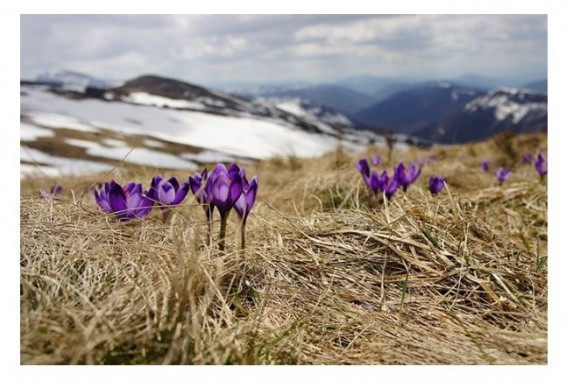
[24,68,548,145]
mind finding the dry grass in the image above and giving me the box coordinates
[20,133,548,365]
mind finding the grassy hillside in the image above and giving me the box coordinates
[19,132,547,365]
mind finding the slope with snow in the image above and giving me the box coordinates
[464,88,547,124]
[20,84,386,178]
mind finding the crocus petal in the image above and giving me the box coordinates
[158,182,176,205]
[171,180,190,205]
[429,176,446,196]
[355,159,370,178]
[368,171,380,193]
[133,193,154,217]
[92,187,111,212]
[234,194,246,218]
[188,173,202,196]
[535,154,547,175]
[228,172,243,205]
[245,176,258,211]
[167,177,180,192]
[108,183,127,213]
[151,175,163,189]
[371,155,381,166]
[124,182,137,195]
[228,163,241,174]
[214,176,230,203]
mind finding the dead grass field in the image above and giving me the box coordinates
[19,132,547,365]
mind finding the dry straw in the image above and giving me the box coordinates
[20,133,547,364]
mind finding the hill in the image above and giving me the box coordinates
[20,132,548,365]
[354,82,484,135]
[21,75,397,178]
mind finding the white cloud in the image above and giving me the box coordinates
[20,14,547,84]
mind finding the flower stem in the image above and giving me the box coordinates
[162,209,172,223]
[239,220,246,251]
[218,212,229,252]
[205,205,213,246]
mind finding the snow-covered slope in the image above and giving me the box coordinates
[464,88,547,124]
[258,97,355,132]
[20,82,386,178]
[424,88,548,144]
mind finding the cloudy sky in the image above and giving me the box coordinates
[20,14,547,87]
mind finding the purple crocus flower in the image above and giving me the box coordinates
[535,154,547,176]
[523,153,534,164]
[495,167,511,184]
[480,161,490,171]
[92,180,154,220]
[208,163,244,251]
[234,174,259,250]
[371,155,382,167]
[429,176,446,196]
[355,159,371,188]
[148,175,190,208]
[394,162,422,191]
[383,177,400,200]
[147,175,190,222]
[189,168,210,205]
[210,169,243,218]
[234,175,258,223]
[38,185,62,200]
[424,155,437,164]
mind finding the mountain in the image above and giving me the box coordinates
[451,74,503,90]
[35,69,119,92]
[353,81,485,135]
[424,88,547,144]
[234,84,376,115]
[21,74,406,178]
[520,79,547,93]
[258,97,356,131]
[332,75,414,101]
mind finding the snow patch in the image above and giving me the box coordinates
[20,145,115,179]
[25,111,99,132]
[20,122,55,140]
[123,92,206,110]
[465,89,547,123]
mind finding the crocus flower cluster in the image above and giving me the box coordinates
[356,159,423,200]
[480,161,491,172]
[38,185,62,200]
[189,163,258,250]
[91,163,258,249]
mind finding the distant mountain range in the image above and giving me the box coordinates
[234,83,376,115]
[429,88,548,144]
[25,70,547,148]
[353,82,484,135]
